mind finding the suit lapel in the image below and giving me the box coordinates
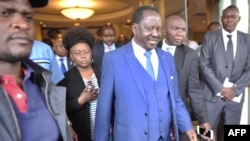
[233,31,245,75]
[156,48,177,123]
[100,43,105,56]
[67,57,74,70]
[156,48,175,93]
[215,31,228,65]
[174,46,184,70]
[124,43,146,102]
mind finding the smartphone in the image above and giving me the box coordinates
[197,125,213,140]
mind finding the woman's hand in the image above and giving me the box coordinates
[78,86,98,105]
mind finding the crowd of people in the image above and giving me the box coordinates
[0,0,249,141]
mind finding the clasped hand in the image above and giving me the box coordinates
[220,86,236,101]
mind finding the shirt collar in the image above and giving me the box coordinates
[222,28,237,37]
[56,55,67,60]
[104,43,115,48]
[22,62,36,82]
[0,62,36,83]
[132,38,157,56]
[162,39,176,49]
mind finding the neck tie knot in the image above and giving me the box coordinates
[166,46,174,56]
[166,47,172,52]
[227,35,232,39]
[144,51,152,58]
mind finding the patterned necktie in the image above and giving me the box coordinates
[226,35,234,78]
[59,58,66,73]
[144,51,155,80]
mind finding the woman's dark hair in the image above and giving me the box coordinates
[63,27,95,51]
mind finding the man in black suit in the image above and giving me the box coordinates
[92,24,121,70]
[199,5,250,141]
[158,15,210,141]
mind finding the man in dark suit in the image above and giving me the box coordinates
[51,37,74,73]
[92,24,121,70]
[94,6,197,141]
[158,15,210,141]
[199,5,250,140]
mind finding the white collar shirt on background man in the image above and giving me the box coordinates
[104,43,116,53]
[162,39,176,56]
[56,55,68,72]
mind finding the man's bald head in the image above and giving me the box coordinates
[165,15,186,27]
[163,15,187,46]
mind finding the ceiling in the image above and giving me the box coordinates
[33,0,207,33]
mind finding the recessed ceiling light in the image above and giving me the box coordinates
[74,23,80,26]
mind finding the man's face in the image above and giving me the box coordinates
[221,8,240,33]
[52,38,68,57]
[164,17,187,46]
[102,28,116,46]
[0,0,35,63]
[132,10,162,51]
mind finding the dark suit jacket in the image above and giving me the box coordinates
[57,64,100,141]
[66,56,75,71]
[199,29,250,102]
[92,40,121,70]
[158,41,208,124]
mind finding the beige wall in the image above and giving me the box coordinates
[34,24,42,41]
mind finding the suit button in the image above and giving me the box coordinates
[144,113,148,117]
[225,66,228,68]
[144,131,148,135]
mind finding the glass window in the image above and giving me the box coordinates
[236,0,249,33]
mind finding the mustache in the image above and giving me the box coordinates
[7,32,33,43]
[148,36,160,41]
